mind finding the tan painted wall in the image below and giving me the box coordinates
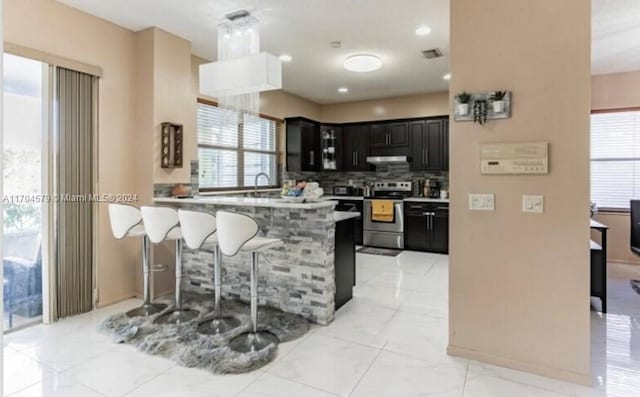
[4,0,139,306]
[592,70,640,110]
[320,91,449,123]
[592,212,640,264]
[448,0,591,385]
[153,29,196,185]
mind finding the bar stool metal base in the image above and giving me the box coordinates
[154,308,199,325]
[126,302,167,318]
[229,330,279,353]
[197,315,242,336]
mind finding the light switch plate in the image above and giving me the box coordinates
[522,195,544,213]
[469,193,495,211]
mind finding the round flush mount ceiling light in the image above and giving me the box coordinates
[338,87,349,93]
[343,54,382,73]
[415,25,432,36]
[279,54,292,62]
[443,73,451,81]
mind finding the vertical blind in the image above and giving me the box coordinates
[591,110,640,209]
[197,102,278,189]
[55,67,96,319]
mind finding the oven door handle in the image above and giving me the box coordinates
[396,202,404,230]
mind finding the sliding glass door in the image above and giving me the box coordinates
[2,54,47,331]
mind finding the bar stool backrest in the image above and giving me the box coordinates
[108,203,142,239]
[141,206,180,244]
[178,209,217,250]
[216,211,259,257]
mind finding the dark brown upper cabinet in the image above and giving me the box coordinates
[285,115,448,173]
[370,122,409,156]
[286,117,321,172]
[341,124,370,171]
[410,117,449,171]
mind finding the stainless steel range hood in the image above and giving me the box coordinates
[366,156,409,165]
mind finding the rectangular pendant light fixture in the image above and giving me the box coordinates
[199,52,282,98]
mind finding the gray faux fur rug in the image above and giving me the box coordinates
[98,293,310,374]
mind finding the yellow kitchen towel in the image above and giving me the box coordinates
[372,199,394,222]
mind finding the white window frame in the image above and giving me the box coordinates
[197,99,280,192]
[590,108,640,212]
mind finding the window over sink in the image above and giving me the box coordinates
[197,99,279,190]
[591,109,640,210]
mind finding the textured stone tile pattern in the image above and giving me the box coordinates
[178,202,337,325]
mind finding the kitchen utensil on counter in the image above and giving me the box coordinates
[440,190,449,199]
[416,179,425,198]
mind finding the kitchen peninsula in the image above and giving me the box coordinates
[153,196,357,325]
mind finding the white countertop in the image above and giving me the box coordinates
[334,211,361,222]
[403,197,450,203]
[324,196,449,204]
[323,195,364,201]
[153,196,337,210]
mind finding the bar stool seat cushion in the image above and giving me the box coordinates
[164,227,183,241]
[127,224,146,237]
[240,236,282,252]
[201,235,219,249]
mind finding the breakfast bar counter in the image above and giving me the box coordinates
[153,196,351,325]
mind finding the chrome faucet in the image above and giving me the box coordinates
[254,172,270,196]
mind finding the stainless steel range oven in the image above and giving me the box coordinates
[363,181,412,249]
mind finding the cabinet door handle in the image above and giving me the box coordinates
[310,150,314,166]
[424,148,428,165]
[356,152,359,166]
[352,152,356,166]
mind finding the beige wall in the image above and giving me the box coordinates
[5,0,139,306]
[593,212,640,264]
[592,70,640,110]
[448,0,591,385]
[321,91,449,123]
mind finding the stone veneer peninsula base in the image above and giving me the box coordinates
[153,196,355,325]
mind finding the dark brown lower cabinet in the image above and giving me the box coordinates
[333,199,363,245]
[404,202,449,254]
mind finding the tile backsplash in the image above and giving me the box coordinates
[284,164,448,196]
[154,161,448,198]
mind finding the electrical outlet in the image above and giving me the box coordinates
[469,193,495,211]
[522,195,544,214]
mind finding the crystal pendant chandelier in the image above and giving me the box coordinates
[199,10,282,125]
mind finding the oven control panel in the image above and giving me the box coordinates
[373,181,412,192]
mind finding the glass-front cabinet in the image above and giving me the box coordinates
[321,125,340,171]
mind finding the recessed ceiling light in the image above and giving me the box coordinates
[343,54,382,73]
[443,73,451,81]
[338,87,349,93]
[415,25,432,36]
[279,54,292,62]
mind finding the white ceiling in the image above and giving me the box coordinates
[57,0,640,103]
[57,0,450,104]
[592,0,640,75]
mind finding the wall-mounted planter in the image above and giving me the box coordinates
[456,103,470,116]
[454,91,512,123]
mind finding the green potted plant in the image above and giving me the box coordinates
[455,91,472,116]
[489,90,507,113]
[473,99,488,125]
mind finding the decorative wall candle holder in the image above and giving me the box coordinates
[454,91,512,124]
[161,122,183,168]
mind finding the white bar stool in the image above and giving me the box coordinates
[178,209,241,335]
[216,210,283,353]
[141,206,199,325]
[108,203,167,317]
